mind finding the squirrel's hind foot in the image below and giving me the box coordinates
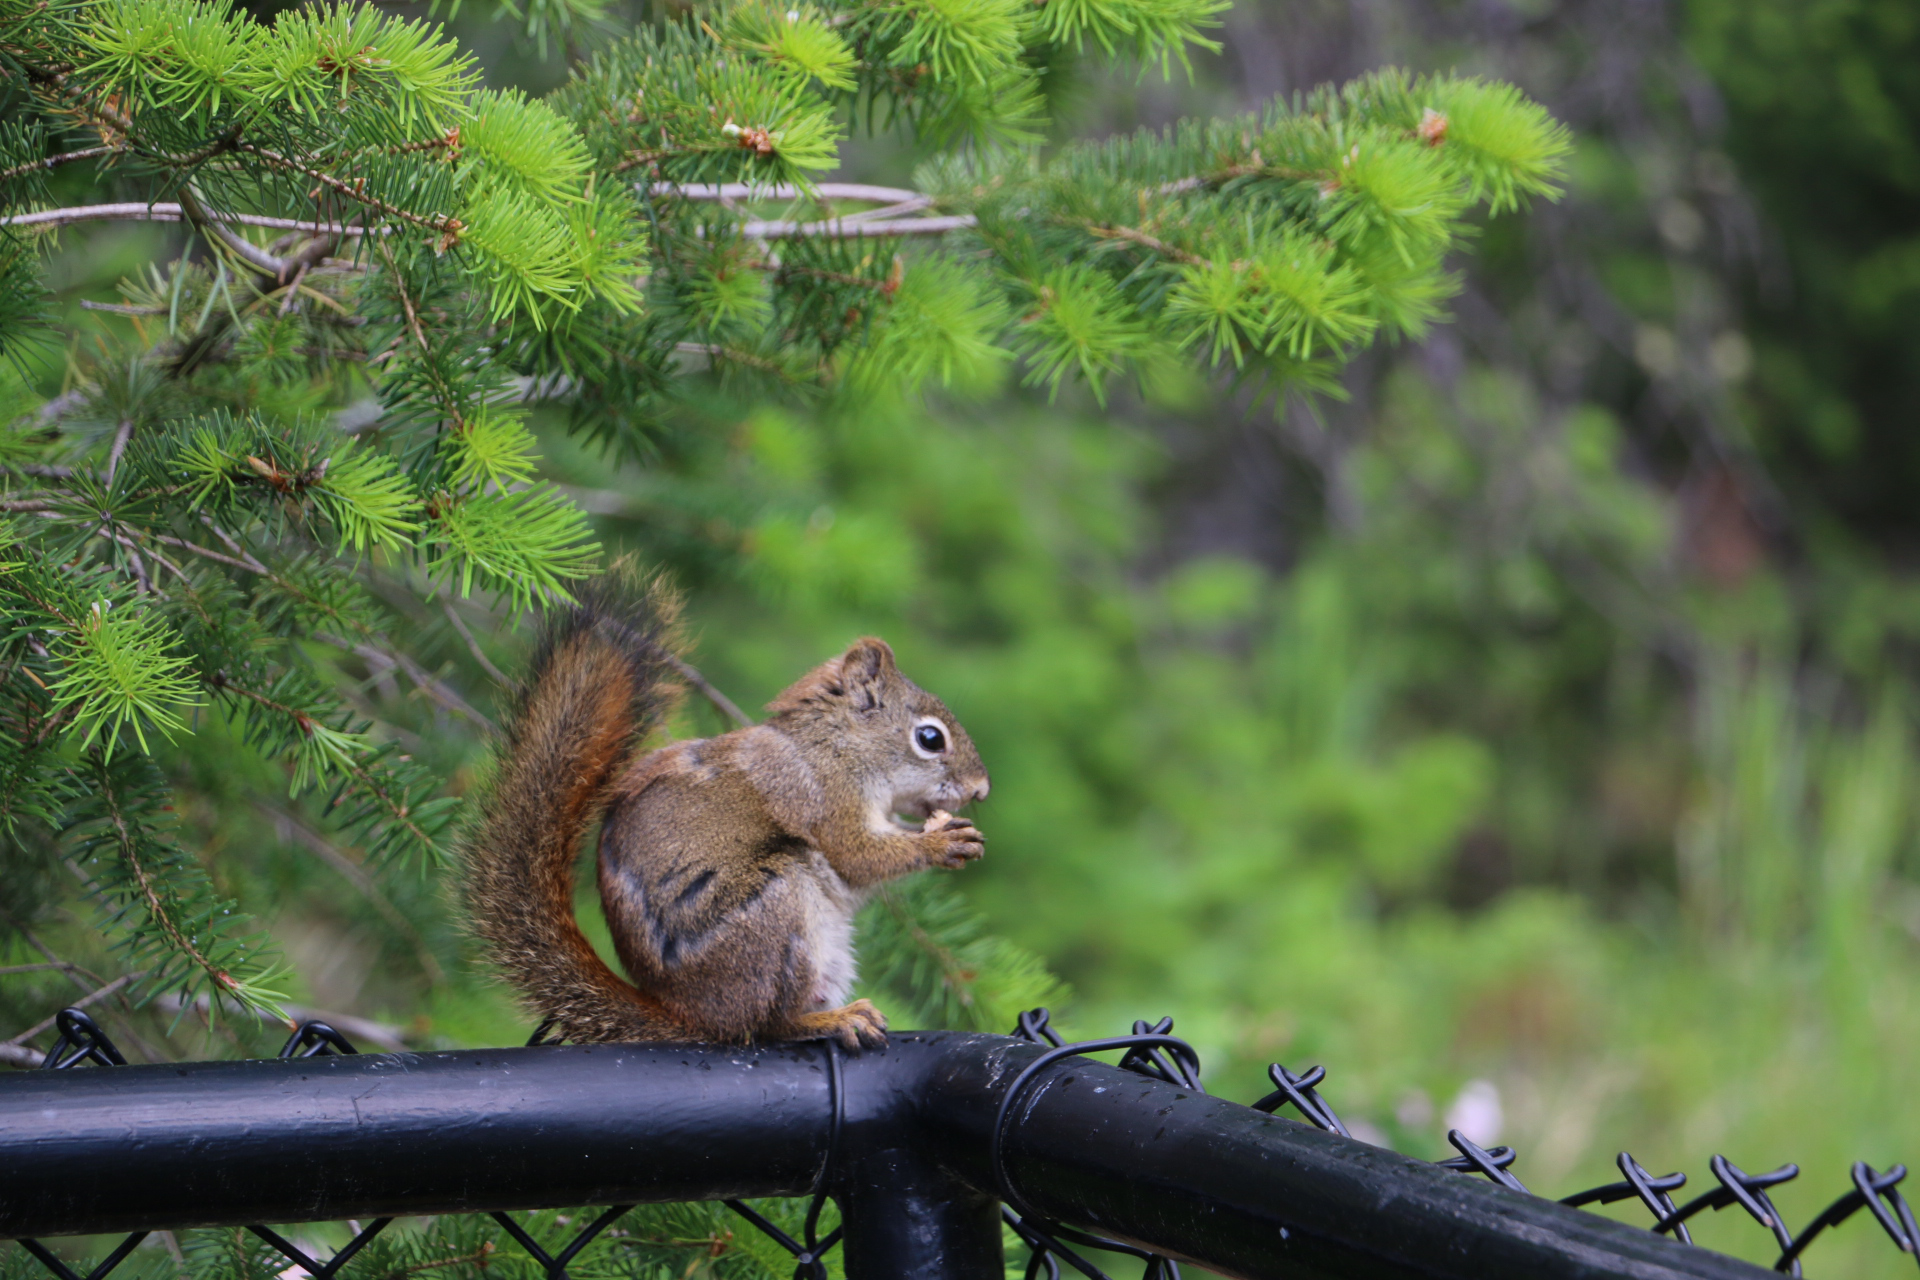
[789,998,888,1050]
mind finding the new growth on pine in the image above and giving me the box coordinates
[0,0,1567,1043]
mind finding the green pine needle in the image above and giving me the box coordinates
[427,484,601,609]
[315,441,424,553]
[47,600,203,757]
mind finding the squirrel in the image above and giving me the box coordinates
[462,573,990,1050]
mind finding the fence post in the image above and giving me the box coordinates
[834,1139,1004,1277]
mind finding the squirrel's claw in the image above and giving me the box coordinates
[799,997,888,1050]
[922,809,986,868]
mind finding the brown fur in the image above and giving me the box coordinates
[464,575,990,1049]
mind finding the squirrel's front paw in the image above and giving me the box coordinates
[921,809,985,869]
[791,999,888,1050]
[839,998,888,1049]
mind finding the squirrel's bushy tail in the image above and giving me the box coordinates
[464,571,685,1043]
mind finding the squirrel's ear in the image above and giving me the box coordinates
[839,638,896,713]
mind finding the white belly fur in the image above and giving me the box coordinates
[798,852,865,1009]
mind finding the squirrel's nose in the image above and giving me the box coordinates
[969,778,990,803]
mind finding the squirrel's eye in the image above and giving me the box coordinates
[913,722,948,756]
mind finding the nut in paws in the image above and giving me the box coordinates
[922,808,985,868]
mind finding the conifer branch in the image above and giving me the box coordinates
[660,652,754,729]
[178,186,297,280]
[92,754,277,1019]
[0,145,123,183]
[875,886,978,1007]
[3,972,141,1052]
[652,182,926,205]
[211,676,449,863]
[442,600,511,685]
[259,803,447,985]
[1082,221,1207,265]
[236,144,461,241]
[0,204,377,235]
[740,213,977,239]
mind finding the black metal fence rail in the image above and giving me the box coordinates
[1,1008,1914,1280]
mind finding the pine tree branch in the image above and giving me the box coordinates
[236,143,460,240]
[256,802,446,986]
[93,758,264,1015]
[1083,221,1206,266]
[178,184,295,280]
[740,213,977,240]
[156,993,408,1051]
[660,652,752,729]
[214,678,446,858]
[875,885,978,1009]
[442,599,511,685]
[0,145,123,183]
[672,341,792,375]
[0,203,374,235]
[374,237,466,425]
[3,971,141,1051]
[652,182,926,205]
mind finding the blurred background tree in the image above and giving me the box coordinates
[5,0,1920,1277]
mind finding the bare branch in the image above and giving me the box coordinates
[651,182,925,205]
[104,417,133,484]
[663,651,754,729]
[156,993,409,1052]
[442,600,511,686]
[80,300,167,315]
[0,202,373,236]
[178,184,293,278]
[257,803,447,986]
[3,971,141,1049]
[643,182,972,240]
[25,389,87,428]
[3,920,104,994]
[0,144,122,183]
[334,636,495,730]
[740,213,977,240]
[148,530,261,574]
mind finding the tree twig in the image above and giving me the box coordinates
[4,919,106,994]
[156,993,408,1052]
[0,202,375,235]
[661,651,753,729]
[103,417,133,484]
[443,599,511,685]
[1084,221,1207,266]
[739,213,977,240]
[178,183,294,279]
[3,971,142,1049]
[256,803,446,986]
[0,144,122,183]
[331,636,494,730]
[650,181,925,204]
